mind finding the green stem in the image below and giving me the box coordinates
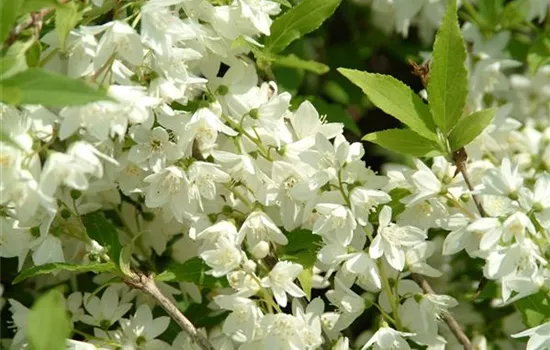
[338,169,352,208]
[221,115,273,161]
[377,260,402,329]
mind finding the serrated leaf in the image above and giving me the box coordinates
[338,69,437,140]
[13,262,116,284]
[427,0,468,134]
[83,212,122,264]
[27,290,71,350]
[0,68,109,106]
[265,0,342,54]
[272,54,329,74]
[527,31,550,75]
[363,128,442,157]
[55,2,82,52]
[0,0,21,42]
[157,257,227,288]
[277,229,322,268]
[515,291,550,328]
[448,108,496,151]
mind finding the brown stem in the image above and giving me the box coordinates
[2,0,73,49]
[411,274,473,350]
[452,147,487,217]
[452,147,490,299]
[125,271,215,350]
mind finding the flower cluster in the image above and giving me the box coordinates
[1,0,550,350]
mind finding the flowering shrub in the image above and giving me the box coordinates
[1,0,550,349]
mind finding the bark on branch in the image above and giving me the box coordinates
[125,271,215,350]
[411,273,473,350]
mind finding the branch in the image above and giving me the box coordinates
[411,274,473,350]
[2,0,72,49]
[125,271,215,350]
[453,147,487,217]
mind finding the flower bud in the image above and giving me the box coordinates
[251,240,269,259]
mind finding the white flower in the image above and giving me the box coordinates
[361,325,415,350]
[40,142,117,198]
[261,261,305,307]
[118,304,170,349]
[143,166,193,222]
[481,158,523,198]
[342,251,382,290]
[215,294,263,342]
[237,0,281,35]
[196,220,239,246]
[313,203,357,247]
[405,241,442,277]
[350,187,391,226]
[129,126,180,173]
[179,106,238,157]
[238,210,288,249]
[403,158,444,206]
[289,101,343,144]
[511,321,550,350]
[8,299,30,347]
[200,236,242,277]
[326,277,365,331]
[0,218,32,271]
[80,286,133,328]
[187,161,231,206]
[93,20,143,70]
[439,213,478,256]
[369,206,427,271]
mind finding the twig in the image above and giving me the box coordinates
[2,0,72,49]
[453,148,487,217]
[3,8,52,48]
[411,274,473,350]
[125,271,215,350]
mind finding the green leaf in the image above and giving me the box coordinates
[298,267,313,300]
[448,107,496,151]
[55,2,82,52]
[363,128,442,157]
[27,290,71,350]
[19,0,57,14]
[0,40,33,80]
[338,69,437,140]
[370,188,412,223]
[265,0,342,53]
[0,68,109,106]
[157,257,228,288]
[83,212,122,264]
[13,262,116,284]
[527,31,550,75]
[271,0,292,7]
[499,0,529,30]
[427,0,468,134]
[277,229,322,268]
[515,291,550,328]
[25,40,42,67]
[0,0,21,42]
[311,97,360,136]
[271,54,329,74]
[119,245,133,276]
